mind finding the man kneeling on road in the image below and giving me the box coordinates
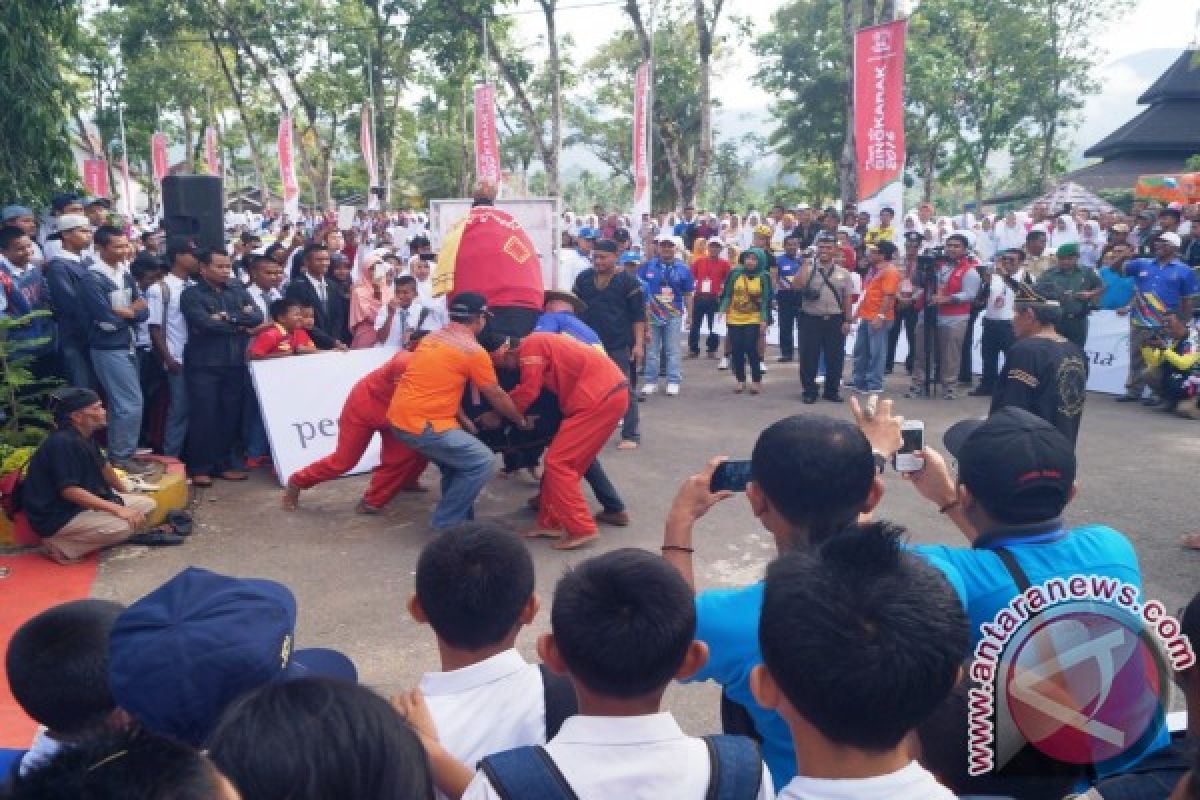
[21,389,184,565]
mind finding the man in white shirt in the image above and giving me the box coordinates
[376,275,437,348]
[447,549,772,800]
[752,527,964,800]
[146,240,198,458]
[407,523,574,800]
[969,248,1026,397]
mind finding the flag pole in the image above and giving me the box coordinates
[117,101,132,218]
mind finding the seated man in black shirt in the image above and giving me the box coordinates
[22,389,183,565]
[991,281,1088,444]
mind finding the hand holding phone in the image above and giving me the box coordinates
[709,460,753,493]
[894,421,925,472]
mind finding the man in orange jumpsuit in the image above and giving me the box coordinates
[483,331,629,550]
[283,350,429,514]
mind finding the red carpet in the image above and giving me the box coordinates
[0,553,98,747]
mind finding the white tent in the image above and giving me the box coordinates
[1021,181,1117,215]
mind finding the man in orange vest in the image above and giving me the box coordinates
[479,332,629,549]
[283,349,429,514]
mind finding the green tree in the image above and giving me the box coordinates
[0,0,83,206]
[701,135,766,213]
[754,0,846,204]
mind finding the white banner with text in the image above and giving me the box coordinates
[250,347,399,487]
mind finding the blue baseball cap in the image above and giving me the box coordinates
[577,227,598,239]
[108,567,357,746]
[619,252,640,265]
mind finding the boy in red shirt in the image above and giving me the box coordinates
[246,298,318,360]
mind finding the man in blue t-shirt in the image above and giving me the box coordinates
[772,235,803,363]
[903,407,1166,778]
[658,400,903,786]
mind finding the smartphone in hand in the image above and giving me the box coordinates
[710,460,753,493]
[894,421,925,472]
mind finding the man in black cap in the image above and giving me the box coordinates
[20,388,182,565]
[572,238,645,449]
[990,281,1088,443]
[906,407,1143,641]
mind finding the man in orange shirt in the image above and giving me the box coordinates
[283,348,430,514]
[387,293,531,530]
[850,241,901,394]
[483,331,629,549]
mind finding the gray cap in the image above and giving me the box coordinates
[1,205,33,222]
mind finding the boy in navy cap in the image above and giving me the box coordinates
[108,566,357,746]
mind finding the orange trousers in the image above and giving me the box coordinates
[538,389,629,536]
[289,409,428,508]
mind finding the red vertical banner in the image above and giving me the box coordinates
[278,114,300,218]
[205,126,220,176]
[360,101,379,210]
[82,159,109,198]
[854,20,907,218]
[150,132,169,185]
[632,61,651,220]
[473,84,501,190]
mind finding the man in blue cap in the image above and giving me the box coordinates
[108,566,357,747]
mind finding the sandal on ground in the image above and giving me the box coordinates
[1181,533,1200,551]
[191,475,214,488]
[216,470,249,481]
[552,532,599,551]
[127,530,186,547]
[616,439,639,450]
[165,510,193,535]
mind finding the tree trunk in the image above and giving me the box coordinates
[540,0,562,196]
[207,33,267,201]
[691,0,721,207]
[879,0,895,21]
[180,105,195,173]
[860,0,876,26]
[1036,4,1061,190]
[839,0,857,206]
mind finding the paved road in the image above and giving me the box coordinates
[92,355,1200,732]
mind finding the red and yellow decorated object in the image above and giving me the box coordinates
[433,204,544,312]
[1135,173,1200,205]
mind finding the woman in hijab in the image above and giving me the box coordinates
[1078,220,1104,267]
[994,210,1026,252]
[1049,214,1080,250]
[717,247,772,394]
[739,211,761,250]
[975,216,998,263]
[348,254,383,348]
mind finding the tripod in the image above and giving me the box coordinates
[917,254,942,397]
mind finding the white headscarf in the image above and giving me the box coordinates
[994,211,1026,252]
[1049,214,1079,249]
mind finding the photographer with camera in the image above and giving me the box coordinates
[1137,309,1199,418]
[906,233,980,400]
[797,233,855,404]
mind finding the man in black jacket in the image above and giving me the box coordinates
[43,214,96,389]
[180,249,263,486]
[284,244,347,350]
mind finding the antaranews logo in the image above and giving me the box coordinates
[967,574,1195,776]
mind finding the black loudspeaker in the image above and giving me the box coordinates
[161,175,225,252]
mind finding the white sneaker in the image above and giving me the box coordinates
[718,357,730,370]
[760,362,769,373]
[666,383,680,396]
[641,383,658,396]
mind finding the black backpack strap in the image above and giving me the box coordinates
[539,663,578,740]
[703,735,764,800]
[993,547,1032,592]
[480,746,580,800]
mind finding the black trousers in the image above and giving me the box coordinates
[799,314,846,398]
[688,296,720,355]
[728,323,763,383]
[185,365,245,475]
[776,291,802,359]
[959,308,982,383]
[979,318,1015,391]
[606,345,639,442]
[887,305,918,372]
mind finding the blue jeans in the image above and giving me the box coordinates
[162,370,189,458]
[851,319,892,392]
[644,316,683,384]
[242,384,269,460]
[61,343,95,390]
[392,424,495,529]
[90,348,143,463]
